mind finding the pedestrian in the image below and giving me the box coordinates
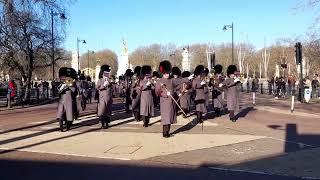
[139,65,154,127]
[96,65,113,129]
[220,65,241,122]
[56,67,78,132]
[155,61,193,138]
[131,66,142,122]
[192,65,208,124]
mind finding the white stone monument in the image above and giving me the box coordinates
[117,39,129,76]
[71,51,78,71]
[181,47,190,71]
[95,59,101,84]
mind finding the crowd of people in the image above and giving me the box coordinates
[56,61,243,138]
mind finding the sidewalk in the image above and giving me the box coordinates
[0,97,59,112]
[240,93,320,117]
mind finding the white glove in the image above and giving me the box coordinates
[103,80,109,87]
[201,81,206,85]
[59,84,66,91]
[167,91,171,96]
[219,83,223,88]
[146,80,151,86]
[188,74,195,80]
[234,78,240,83]
[178,93,182,97]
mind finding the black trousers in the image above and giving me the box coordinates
[142,116,150,127]
[163,124,171,137]
[133,111,141,121]
[214,108,221,117]
[196,111,203,123]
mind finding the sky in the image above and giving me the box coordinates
[64,0,317,56]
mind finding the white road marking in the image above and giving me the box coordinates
[40,126,56,130]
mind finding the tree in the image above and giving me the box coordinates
[0,0,70,102]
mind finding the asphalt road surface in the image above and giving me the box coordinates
[0,94,320,180]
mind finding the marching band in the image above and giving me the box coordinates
[56,61,241,137]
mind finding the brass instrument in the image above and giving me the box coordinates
[57,77,75,93]
[132,75,140,86]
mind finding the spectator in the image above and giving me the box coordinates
[7,80,16,108]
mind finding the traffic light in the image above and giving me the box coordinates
[295,42,302,65]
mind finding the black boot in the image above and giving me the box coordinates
[58,118,64,132]
[215,108,221,117]
[197,112,203,124]
[100,116,105,129]
[143,116,149,127]
[104,116,110,129]
[66,121,72,131]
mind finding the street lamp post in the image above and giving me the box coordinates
[51,10,66,81]
[223,22,234,64]
[77,38,86,74]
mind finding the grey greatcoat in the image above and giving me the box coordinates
[96,78,113,117]
[192,78,207,113]
[222,76,240,112]
[77,80,89,111]
[204,84,209,107]
[139,79,154,117]
[176,82,192,111]
[212,75,225,108]
[57,83,78,122]
[131,80,141,112]
[156,78,190,125]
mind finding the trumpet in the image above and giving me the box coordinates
[150,77,158,84]
[57,77,75,92]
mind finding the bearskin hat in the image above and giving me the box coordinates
[86,76,92,82]
[159,60,172,74]
[125,69,134,77]
[99,64,111,78]
[59,67,77,80]
[133,66,141,76]
[214,64,223,74]
[172,66,181,77]
[152,71,160,78]
[181,71,191,78]
[227,65,237,76]
[140,65,152,77]
[194,65,205,76]
[79,73,86,80]
[204,68,209,76]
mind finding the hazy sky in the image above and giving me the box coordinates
[64,0,316,56]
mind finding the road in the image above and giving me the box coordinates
[0,94,320,180]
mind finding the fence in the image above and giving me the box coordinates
[239,82,320,99]
[0,87,57,108]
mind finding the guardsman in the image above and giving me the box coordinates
[220,65,240,122]
[56,67,78,132]
[140,65,154,127]
[179,71,192,118]
[152,71,160,108]
[77,73,89,111]
[124,69,134,113]
[86,76,93,104]
[192,65,207,124]
[96,65,113,129]
[131,66,142,122]
[211,64,225,117]
[156,61,194,138]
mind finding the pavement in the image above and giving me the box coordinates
[0,94,320,180]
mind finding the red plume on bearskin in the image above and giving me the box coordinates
[159,60,172,74]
